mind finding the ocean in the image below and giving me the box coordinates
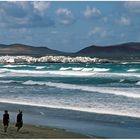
[0,62,140,138]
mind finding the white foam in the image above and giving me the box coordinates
[3,64,28,67]
[0,68,11,74]
[8,69,48,74]
[72,67,83,71]
[3,64,18,68]
[93,68,110,72]
[0,98,140,118]
[136,81,140,85]
[127,69,139,72]
[102,73,140,78]
[0,69,95,77]
[82,68,93,72]
[0,68,10,71]
[0,68,140,78]
[60,67,110,72]
[59,67,71,71]
[36,66,46,69]
[0,69,7,73]
[121,62,129,64]
[0,80,15,83]
[23,80,140,98]
[0,69,47,75]
[120,79,125,82]
[47,71,95,76]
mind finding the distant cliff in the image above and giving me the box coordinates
[0,42,140,60]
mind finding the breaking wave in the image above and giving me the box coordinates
[3,64,29,68]
[127,69,139,72]
[59,67,110,72]
[93,68,110,72]
[0,98,140,118]
[72,67,83,71]
[59,67,72,71]
[35,66,46,69]
[0,80,15,83]
[136,81,140,85]
[0,68,139,78]
[22,80,140,98]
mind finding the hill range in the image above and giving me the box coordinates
[0,42,139,60]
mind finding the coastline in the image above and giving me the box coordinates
[0,121,91,138]
[0,102,140,138]
[0,62,139,138]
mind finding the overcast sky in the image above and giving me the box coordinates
[0,1,140,52]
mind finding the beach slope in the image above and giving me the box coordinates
[0,121,92,138]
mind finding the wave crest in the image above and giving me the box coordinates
[127,69,139,72]
[23,80,140,98]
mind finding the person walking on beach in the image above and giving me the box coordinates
[3,110,9,132]
[15,110,23,132]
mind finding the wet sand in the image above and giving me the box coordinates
[0,121,94,138]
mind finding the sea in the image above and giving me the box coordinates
[0,62,140,138]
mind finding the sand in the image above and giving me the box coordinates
[0,121,96,138]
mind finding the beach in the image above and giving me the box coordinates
[0,102,99,139]
[1,102,140,138]
[0,121,91,139]
[0,0,140,138]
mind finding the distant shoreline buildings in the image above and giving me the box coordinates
[0,55,109,63]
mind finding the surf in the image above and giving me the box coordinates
[22,80,140,98]
[0,98,140,119]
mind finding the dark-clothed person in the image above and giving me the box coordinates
[3,110,9,132]
[16,110,23,132]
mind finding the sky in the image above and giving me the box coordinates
[0,1,140,52]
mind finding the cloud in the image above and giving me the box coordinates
[88,27,109,38]
[83,6,101,19]
[33,1,50,15]
[118,16,131,25]
[0,2,27,18]
[89,27,101,36]
[0,1,54,28]
[124,1,140,13]
[56,8,75,25]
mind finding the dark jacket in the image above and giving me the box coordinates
[3,113,9,125]
[17,113,22,122]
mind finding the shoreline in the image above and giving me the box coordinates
[1,102,140,138]
[1,100,140,119]
[0,121,93,139]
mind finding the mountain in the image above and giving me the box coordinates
[76,42,140,60]
[0,44,68,57]
[0,42,139,60]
